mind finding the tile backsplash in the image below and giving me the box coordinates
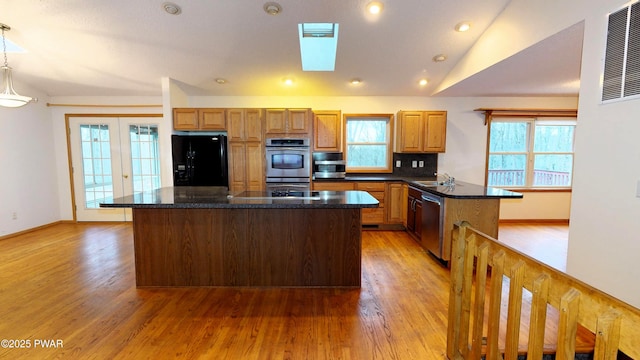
[392,153,438,177]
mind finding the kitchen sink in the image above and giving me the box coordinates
[413,180,446,187]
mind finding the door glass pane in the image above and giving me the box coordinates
[80,124,113,208]
[533,154,573,186]
[129,125,161,193]
[487,154,527,186]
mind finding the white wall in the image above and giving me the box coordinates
[0,94,59,236]
[567,1,640,308]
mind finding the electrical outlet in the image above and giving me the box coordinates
[412,160,417,168]
[637,180,640,198]
[11,212,17,220]
[419,161,424,168]
[396,160,401,167]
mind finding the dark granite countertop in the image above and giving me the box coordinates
[314,174,523,199]
[100,186,379,209]
[407,180,523,199]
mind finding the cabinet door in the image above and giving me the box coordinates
[314,110,342,152]
[173,108,199,130]
[227,109,245,141]
[386,183,406,224]
[423,111,447,152]
[245,109,263,142]
[288,109,311,134]
[245,142,264,191]
[397,111,423,153]
[265,109,287,134]
[228,142,246,192]
[200,108,226,130]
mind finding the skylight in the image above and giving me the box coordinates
[298,23,339,71]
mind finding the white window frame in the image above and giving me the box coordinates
[486,117,577,189]
[343,114,394,173]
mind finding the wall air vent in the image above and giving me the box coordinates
[602,1,640,102]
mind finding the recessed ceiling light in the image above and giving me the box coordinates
[263,2,282,15]
[432,54,447,62]
[215,78,227,84]
[162,2,182,15]
[283,78,294,86]
[419,79,428,86]
[455,22,471,32]
[366,2,383,15]
[350,78,362,85]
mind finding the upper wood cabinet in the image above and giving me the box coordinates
[265,109,311,135]
[173,108,226,131]
[227,108,264,192]
[313,110,342,152]
[227,109,263,142]
[395,110,447,153]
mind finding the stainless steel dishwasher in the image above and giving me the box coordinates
[421,192,444,259]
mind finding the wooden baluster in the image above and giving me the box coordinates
[557,288,581,360]
[448,223,468,360]
[457,231,477,358]
[486,250,505,360]
[527,274,550,359]
[470,243,489,359]
[593,310,621,360]
[504,260,525,360]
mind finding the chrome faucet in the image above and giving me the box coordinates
[441,173,455,186]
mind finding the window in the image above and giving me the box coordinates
[487,118,576,188]
[344,114,393,172]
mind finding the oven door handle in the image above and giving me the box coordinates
[266,147,308,152]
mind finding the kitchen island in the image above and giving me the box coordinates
[101,187,378,288]
[406,180,522,262]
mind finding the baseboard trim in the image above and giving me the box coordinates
[499,219,570,224]
[0,220,67,241]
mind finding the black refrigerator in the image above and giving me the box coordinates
[171,134,228,187]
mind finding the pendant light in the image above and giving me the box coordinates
[0,23,33,108]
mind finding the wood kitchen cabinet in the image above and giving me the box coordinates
[385,182,407,225]
[395,110,447,153]
[357,182,385,225]
[265,108,312,135]
[313,110,342,152]
[227,108,262,142]
[173,108,226,131]
[227,108,264,192]
[312,181,405,228]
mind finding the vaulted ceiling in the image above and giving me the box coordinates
[2,0,583,97]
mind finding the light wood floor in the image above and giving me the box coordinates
[0,222,568,359]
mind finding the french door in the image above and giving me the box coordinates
[68,116,166,221]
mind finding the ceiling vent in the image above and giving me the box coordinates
[602,1,640,102]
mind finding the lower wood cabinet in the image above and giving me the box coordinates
[228,142,264,191]
[312,181,406,228]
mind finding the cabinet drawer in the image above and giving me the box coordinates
[357,182,386,191]
[362,208,385,224]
